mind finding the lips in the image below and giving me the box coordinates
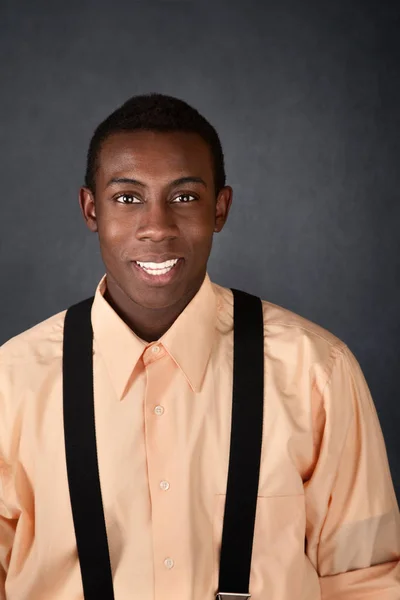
[131,257,184,285]
[133,255,183,263]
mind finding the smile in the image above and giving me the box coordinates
[131,257,183,286]
[135,258,179,275]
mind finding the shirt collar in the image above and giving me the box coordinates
[91,273,218,399]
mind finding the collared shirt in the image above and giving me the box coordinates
[0,273,399,600]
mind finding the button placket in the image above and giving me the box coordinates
[144,348,181,593]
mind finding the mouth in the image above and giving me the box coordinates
[131,257,184,284]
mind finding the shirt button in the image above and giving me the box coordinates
[151,345,160,354]
[160,480,170,491]
[164,557,174,569]
[154,405,165,416]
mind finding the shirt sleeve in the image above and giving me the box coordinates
[305,344,400,599]
[0,355,19,599]
[0,461,17,600]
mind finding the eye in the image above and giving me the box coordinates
[115,194,141,204]
[172,194,196,203]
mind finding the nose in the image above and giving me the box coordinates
[136,202,179,242]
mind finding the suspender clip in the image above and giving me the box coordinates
[216,594,251,600]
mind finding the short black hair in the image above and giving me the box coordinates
[84,93,226,196]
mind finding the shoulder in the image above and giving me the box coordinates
[212,281,347,371]
[0,309,67,368]
[0,309,68,454]
[260,297,344,350]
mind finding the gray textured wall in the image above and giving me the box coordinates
[1,0,399,497]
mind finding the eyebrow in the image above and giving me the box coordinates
[105,176,207,189]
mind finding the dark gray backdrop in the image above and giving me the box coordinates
[1,0,399,498]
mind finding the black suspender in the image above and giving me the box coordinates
[63,296,115,599]
[217,289,264,600]
[63,288,264,600]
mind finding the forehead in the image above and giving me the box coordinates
[97,130,214,183]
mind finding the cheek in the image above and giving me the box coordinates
[97,218,133,260]
[191,228,214,260]
[188,212,215,238]
[98,210,133,239]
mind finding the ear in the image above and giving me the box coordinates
[214,186,233,233]
[79,187,98,232]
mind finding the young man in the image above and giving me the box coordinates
[0,94,399,600]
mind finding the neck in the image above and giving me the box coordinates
[103,276,203,342]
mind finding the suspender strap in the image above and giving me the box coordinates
[63,296,115,600]
[217,289,264,600]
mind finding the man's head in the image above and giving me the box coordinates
[79,93,232,313]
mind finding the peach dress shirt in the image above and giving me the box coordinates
[0,273,399,600]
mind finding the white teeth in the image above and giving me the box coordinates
[135,258,180,276]
[136,258,179,270]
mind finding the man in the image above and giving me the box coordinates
[0,93,399,600]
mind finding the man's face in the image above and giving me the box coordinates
[80,130,232,310]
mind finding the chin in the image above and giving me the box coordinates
[124,282,182,308]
